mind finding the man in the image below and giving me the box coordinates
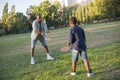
[31,14,55,64]
[67,17,94,77]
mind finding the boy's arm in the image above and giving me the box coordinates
[67,28,72,46]
[82,28,86,41]
[66,42,70,47]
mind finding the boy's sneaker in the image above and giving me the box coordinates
[47,54,55,61]
[70,72,76,76]
[87,72,94,77]
[31,57,35,64]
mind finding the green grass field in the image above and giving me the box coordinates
[0,21,120,80]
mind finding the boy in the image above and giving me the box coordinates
[30,14,55,64]
[67,17,94,77]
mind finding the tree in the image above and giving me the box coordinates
[75,6,82,24]
[27,0,64,28]
[6,5,16,33]
[26,5,36,22]
[13,12,30,33]
[2,2,8,34]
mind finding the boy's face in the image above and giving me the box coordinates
[69,21,74,27]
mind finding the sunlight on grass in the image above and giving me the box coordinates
[0,22,120,80]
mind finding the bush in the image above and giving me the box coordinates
[0,29,6,36]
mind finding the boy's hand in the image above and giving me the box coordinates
[60,43,70,52]
[61,46,70,52]
[66,43,70,47]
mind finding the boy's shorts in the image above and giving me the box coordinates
[31,35,47,48]
[71,49,88,62]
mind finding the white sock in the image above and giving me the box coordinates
[31,56,34,59]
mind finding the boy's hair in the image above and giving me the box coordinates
[69,17,77,24]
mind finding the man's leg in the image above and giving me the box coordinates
[39,36,55,60]
[30,39,37,64]
[43,45,55,60]
[31,48,35,57]
[44,46,49,53]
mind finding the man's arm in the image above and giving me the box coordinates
[34,30,43,35]
[33,21,43,35]
[44,23,48,32]
[44,22,51,34]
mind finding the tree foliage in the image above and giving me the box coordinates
[2,2,8,34]
[1,3,31,35]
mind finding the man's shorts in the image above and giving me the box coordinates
[31,35,47,48]
[71,49,88,62]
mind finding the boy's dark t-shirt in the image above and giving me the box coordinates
[68,25,87,51]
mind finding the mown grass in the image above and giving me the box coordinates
[0,21,120,80]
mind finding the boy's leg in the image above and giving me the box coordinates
[71,49,78,75]
[81,50,91,72]
[81,50,94,77]
[72,61,77,72]
[83,59,91,73]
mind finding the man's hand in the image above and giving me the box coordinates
[46,30,50,33]
[39,32,43,36]
[46,30,53,34]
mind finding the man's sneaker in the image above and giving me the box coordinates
[47,55,55,61]
[87,72,94,77]
[31,57,35,64]
[70,72,76,76]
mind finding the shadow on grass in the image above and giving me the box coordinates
[94,67,120,80]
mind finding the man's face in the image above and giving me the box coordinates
[36,16,42,22]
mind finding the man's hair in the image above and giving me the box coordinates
[36,14,42,18]
[69,17,77,24]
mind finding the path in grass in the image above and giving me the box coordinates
[0,21,120,80]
